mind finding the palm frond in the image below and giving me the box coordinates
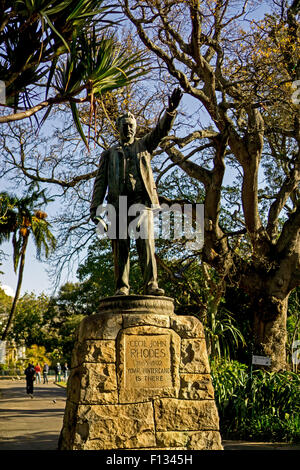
[1,0,120,110]
[31,217,57,260]
[42,12,71,52]
[70,101,88,148]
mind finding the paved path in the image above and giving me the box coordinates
[0,379,66,450]
[223,440,300,451]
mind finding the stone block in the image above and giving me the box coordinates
[154,398,220,431]
[72,340,116,367]
[59,401,78,450]
[73,402,156,450]
[123,313,170,329]
[179,374,215,400]
[67,363,118,404]
[78,313,122,341]
[156,431,223,450]
[170,315,205,338]
[180,338,210,373]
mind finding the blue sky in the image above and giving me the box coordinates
[0,238,64,298]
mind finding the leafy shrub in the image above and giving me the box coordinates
[26,344,51,366]
[211,359,300,442]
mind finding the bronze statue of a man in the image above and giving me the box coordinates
[90,87,183,296]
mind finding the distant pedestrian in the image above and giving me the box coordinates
[54,362,61,382]
[24,363,35,398]
[43,363,49,384]
[62,362,69,382]
[34,363,41,383]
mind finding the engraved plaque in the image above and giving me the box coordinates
[124,335,172,388]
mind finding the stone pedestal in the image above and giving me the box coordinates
[58,296,223,450]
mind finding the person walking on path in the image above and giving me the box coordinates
[24,363,36,398]
[62,362,68,382]
[35,363,41,383]
[54,362,61,382]
[43,363,49,384]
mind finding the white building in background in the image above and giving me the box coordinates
[0,341,6,363]
[17,345,26,360]
[0,285,26,368]
[1,285,15,297]
[0,340,26,366]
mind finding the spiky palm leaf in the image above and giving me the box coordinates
[0,1,121,108]
[54,30,148,146]
[31,215,57,260]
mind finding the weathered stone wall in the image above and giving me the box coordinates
[59,296,223,450]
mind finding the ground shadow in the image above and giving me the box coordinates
[0,430,61,450]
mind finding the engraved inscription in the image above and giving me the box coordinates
[125,335,172,388]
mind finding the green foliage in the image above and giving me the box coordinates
[10,292,47,344]
[0,189,57,340]
[39,284,85,362]
[25,344,51,366]
[0,287,12,334]
[287,287,300,372]
[217,286,254,364]
[0,193,16,231]
[205,308,246,360]
[211,359,300,442]
[77,238,116,301]
[2,288,84,364]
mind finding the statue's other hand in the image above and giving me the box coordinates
[96,217,108,233]
[168,87,183,112]
[90,212,108,232]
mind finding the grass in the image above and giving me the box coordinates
[54,380,68,388]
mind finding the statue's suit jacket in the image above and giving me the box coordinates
[90,110,176,214]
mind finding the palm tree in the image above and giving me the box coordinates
[0,190,56,341]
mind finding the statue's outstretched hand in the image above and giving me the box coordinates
[168,87,183,112]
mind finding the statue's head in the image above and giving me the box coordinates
[116,112,137,143]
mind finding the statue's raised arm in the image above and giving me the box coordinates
[142,87,183,154]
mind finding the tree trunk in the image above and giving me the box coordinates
[1,234,28,341]
[253,294,288,372]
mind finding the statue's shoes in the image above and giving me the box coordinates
[115,287,129,296]
[146,286,165,296]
